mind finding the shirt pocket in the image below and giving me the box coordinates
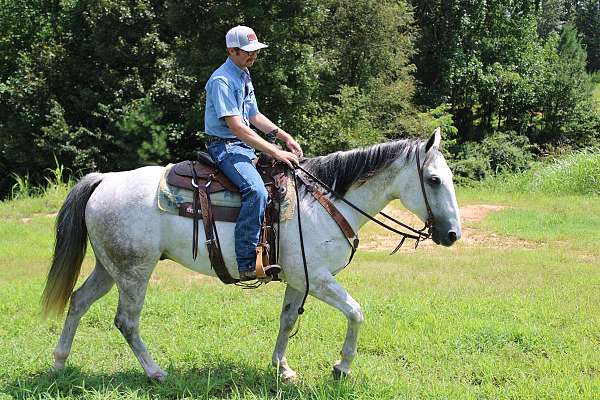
[234,89,244,107]
[244,86,256,115]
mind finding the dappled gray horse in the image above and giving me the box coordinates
[42,129,461,381]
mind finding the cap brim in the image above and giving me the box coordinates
[240,42,268,51]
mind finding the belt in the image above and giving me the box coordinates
[205,135,238,144]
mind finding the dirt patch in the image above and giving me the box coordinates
[18,213,58,223]
[361,204,537,252]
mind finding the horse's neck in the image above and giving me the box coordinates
[333,162,408,231]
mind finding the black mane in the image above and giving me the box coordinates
[301,139,420,196]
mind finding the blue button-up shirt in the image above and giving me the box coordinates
[204,58,260,138]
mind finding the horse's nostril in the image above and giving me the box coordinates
[448,231,457,242]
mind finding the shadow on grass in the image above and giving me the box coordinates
[2,358,363,399]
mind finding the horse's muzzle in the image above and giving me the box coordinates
[431,226,461,247]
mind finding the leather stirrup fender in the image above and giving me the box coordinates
[197,183,238,284]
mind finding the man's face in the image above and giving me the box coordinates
[228,48,260,69]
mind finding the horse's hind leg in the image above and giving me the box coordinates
[53,260,114,370]
[113,270,166,382]
[272,285,305,381]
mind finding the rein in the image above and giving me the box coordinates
[289,147,436,325]
[295,147,434,253]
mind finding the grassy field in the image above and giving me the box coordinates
[1,185,600,399]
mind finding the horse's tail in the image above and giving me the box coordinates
[41,173,104,318]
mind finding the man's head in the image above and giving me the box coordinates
[226,26,268,69]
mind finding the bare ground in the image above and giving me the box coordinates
[360,204,538,252]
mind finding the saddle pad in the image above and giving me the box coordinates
[157,164,296,221]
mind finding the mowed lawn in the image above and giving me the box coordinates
[1,188,600,399]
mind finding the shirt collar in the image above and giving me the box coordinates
[225,57,250,81]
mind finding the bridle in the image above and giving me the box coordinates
[295,145,435,255]
[414,146,436,241]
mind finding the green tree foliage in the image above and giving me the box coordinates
[411,0,546,138]
[0,0,423,198]
[1,0,598,195]
[536,25,597,145]
[410,0,599,180]
[573,0,600,72]
[536,0,600,72]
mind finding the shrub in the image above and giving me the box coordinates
[450,132,534,183]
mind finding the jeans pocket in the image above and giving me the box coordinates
[207,142,227,163]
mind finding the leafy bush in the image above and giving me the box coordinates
[450,132,534,183]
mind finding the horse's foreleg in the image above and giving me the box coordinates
[114,275,166,382]
[310,274,364,379]
[53,261,114,370]
[272,285,304,381]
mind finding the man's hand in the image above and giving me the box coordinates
[285,138,304,158]
[273,149,299,169]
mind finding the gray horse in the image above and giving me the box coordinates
[41,129,461,381]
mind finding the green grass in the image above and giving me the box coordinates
[1,186,600,398]
[473,150,600,196]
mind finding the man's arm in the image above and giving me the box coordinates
[224,115,299,167]
[249,113,303,157]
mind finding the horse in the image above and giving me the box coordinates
[41,128,461,382]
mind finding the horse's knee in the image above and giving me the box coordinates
[347,305,364,325]
[281,314,297,334]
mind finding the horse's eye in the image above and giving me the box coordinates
[429,176,441,186]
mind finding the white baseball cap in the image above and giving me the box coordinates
[225,26,268,52]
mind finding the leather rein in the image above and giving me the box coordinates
[288,148,436,327]
[294,147,435,258]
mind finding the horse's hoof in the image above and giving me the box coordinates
[149,370,168,383]
[51,362,65,372]
[332,364,348,380]
[280,369,298,383]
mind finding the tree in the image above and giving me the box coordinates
[536,24,597,144]
[0,0,422,198]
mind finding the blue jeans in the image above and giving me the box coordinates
[206,139,267,272]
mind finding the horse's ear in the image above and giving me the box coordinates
[425,127,442,153]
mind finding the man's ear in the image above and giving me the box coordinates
[425,127,442,153]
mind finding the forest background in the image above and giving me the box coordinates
[1,0,599,199]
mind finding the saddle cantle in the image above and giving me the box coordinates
[165,152,289,284]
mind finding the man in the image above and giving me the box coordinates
[204,25,303,281]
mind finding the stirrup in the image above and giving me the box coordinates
[255,245,281,280]
[255,263,281,282]
[262,264,282,277]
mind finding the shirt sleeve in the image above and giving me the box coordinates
[207,78,240,118]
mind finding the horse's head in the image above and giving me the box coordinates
[393,128,461,247]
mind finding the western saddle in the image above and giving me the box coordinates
[166,152,288,284]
